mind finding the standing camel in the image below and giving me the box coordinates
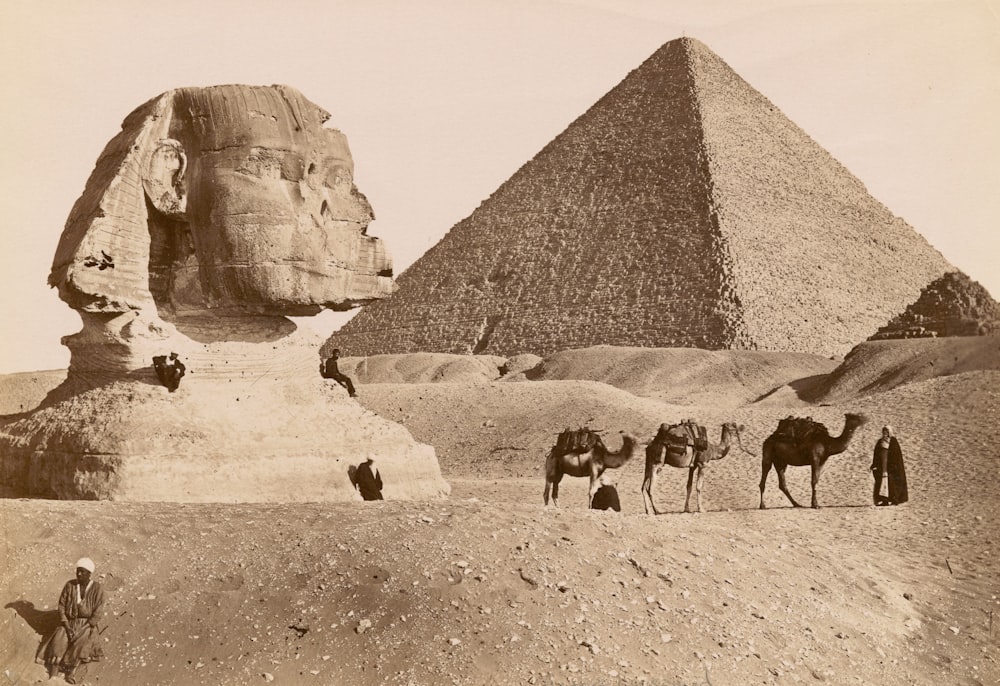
[543,432,641,508]
[642,422,745,514]
[759,413,868,509]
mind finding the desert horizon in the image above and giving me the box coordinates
[2,3,998,684]
[2,338,999,684]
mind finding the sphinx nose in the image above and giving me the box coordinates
[353,189,375,225]
[317,194,374,232]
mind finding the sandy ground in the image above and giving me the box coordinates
[1,341,999,685]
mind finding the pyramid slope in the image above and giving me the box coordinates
[329,37,951,358]
[687,39,952,353]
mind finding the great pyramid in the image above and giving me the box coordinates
[326,37,952,359]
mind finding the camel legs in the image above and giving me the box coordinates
[587,466,603,508]
[543,472,562,507]
[759,447,772,509]
[760,441,802,509]
[543,452,560,507]
[775,465,803,508]
[684,466,704,513]
[809,462,824,509]
[641,464,661,515]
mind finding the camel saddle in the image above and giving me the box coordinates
[655,420,709,453]
[774,416,828,446]
[555,427,603,454]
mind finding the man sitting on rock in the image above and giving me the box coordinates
[153,352,186,392]
[320,349,357,397]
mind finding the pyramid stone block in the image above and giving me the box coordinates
[326,38,952,359]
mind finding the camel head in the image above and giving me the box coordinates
[715,423,748,459]
[603,432,642,469]
[620,433,642,458]
[844,413,869,432]
[721,422,745,437]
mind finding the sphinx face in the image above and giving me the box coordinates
[163,86,393,316]
[51,85,394,321]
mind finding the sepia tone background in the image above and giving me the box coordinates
[0,0,998,374]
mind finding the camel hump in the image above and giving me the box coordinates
[555,427,603,454]
[655,421,708,451]
[774,416,829,445]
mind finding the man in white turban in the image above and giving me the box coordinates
[871,425,908,506]
[36,557,105,683]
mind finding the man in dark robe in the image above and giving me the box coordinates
[590,472,621,512]
[355,456,383,500]
[871,425,908,505]
[153,352,186,392]
[591,484,621,512]
[321,349,356,397]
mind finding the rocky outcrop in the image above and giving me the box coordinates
[869,271,1000,340]
[0,85,448,501]
[326,38,951,359]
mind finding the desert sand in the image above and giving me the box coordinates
[2,340,999,685]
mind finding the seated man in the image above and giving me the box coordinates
[590,472,621,512]
[153,352,186,392]
[320,348,356,397]
[36,557,105,683]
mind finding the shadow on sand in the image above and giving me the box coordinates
[650,502,884,515]
[5,600,59,637]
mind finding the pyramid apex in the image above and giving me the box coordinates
[660,35,713,53]
[326,34,952,358]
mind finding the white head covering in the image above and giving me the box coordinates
[883,425,894,437]
[75,557,95,573]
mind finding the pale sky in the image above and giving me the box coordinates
[1,0,997,374]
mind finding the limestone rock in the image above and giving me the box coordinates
[326,37,952,359]
[51,84,394,319]
[0,85,448,502]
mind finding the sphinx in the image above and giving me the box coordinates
[51,84,395,372]
[0,85,449,502]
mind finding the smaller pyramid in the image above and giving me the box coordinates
[869,271,1000,340]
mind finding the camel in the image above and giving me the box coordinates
[641,422,745,514]
[543,432,641,508]
[759,412,869,509]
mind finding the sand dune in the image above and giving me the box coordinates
[2,341,999,685]
[810,335,1000,402]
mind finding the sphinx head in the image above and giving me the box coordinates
[50,85,395,320]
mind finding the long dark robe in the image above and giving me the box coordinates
[591,485,621,512]
[872,437,908,505]
[355,461,383,500]
[36,579,105,674]
[886,437,908,504]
